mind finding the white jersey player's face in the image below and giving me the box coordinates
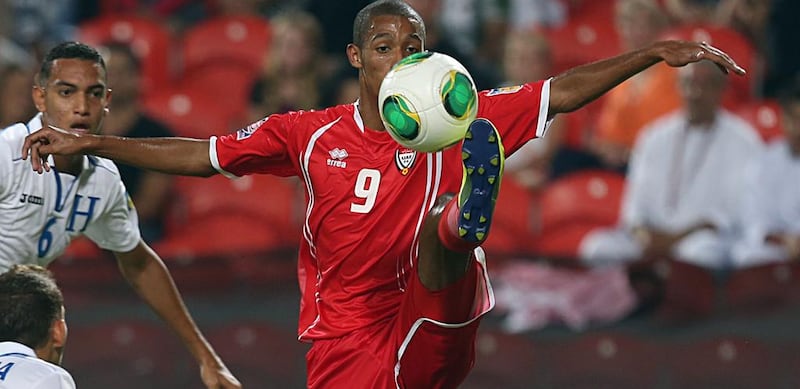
[32,58,110,137]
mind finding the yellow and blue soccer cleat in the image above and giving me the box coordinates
[457,118,505,243]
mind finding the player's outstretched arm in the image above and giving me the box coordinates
[548,40,746,114]
[21,126,216,177]
[114,241,242,389]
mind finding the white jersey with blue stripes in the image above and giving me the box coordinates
[0,115,141,272]
[0,342,75,389]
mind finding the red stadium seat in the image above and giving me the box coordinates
[49,238,121,297]
[201,321,308,388]
[542,332,662,389]
[665,337,783,389]
[724,262,800,314]
[180,16,271,74]
[661,24,759,108]
[734,99,785,143]
[460,329,541,389]
[541,0,621,74]
[142,85,237,138]
[652,259,717,322]
[155,174,302,285]
[165,174,302,240]
[78,15,174,97]
[782,342,800,389]
[64,319,187,389]
[176,60,257,123]
[481,176,538,258]
[531,170,626,259]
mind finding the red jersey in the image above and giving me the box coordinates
[211,80,551,341]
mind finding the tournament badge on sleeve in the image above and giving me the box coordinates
[394,146,417,176]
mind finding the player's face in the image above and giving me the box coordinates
[350,14,424,107]
[33,58,111,136]
[677,63,725,121]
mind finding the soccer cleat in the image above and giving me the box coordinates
[457,118,505,243]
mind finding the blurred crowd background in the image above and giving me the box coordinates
[1,0,799,388]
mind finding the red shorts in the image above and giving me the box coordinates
[306,250,495,389]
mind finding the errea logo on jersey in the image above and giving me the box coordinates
[327,148,348,168]
[237,117,268,140]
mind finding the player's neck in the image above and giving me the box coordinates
[358,94,386,131]
[52,154,83,176]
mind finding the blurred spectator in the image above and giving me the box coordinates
[321,67,359,107]
[732,82,800,267]
[404,0,500,89]
[663,0,719,25]
[306,0,372,74]
[248,10,326,121]
[506,0,567,30]
[590,0,680,170]
[579,61,763,271]
[101,43,174,243]
[5,0,77,57]
[715,0,772,51]
[0,65,37,129]
[501,28,600,189]
[436,0,506,82]
[0,2,40,68]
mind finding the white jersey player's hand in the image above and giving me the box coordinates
[200,359,242,389]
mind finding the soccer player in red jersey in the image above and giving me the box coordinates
[22,1,745,387]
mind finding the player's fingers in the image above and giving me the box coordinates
[700,42,746,75]
[28,142,44,173]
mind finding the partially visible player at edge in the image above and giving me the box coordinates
[0,265,75,389]
[22,1,745,388]
[0,43,240,388]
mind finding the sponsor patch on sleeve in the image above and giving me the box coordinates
[486,85,524,96]
[237,117,269,140]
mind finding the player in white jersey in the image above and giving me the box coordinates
[0,116,140,268]
[0,265,75,389]
[0,42,240,389]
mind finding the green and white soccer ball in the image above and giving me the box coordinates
[379,51,478,152]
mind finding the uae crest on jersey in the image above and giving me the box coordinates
[394,147,417,176]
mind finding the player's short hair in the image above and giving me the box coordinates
[37,41,107,87]
[0,265,64,349]
[352,0,426,48]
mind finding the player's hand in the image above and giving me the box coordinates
[21,125,86,173]
[655,40,746,76]
[200,359,242,389]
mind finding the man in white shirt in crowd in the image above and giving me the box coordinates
[732,82,800,266]
[0,41,239,388]
[579,60,764,270]
[0,265,75,389]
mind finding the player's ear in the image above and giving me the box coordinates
[51,317,67,349]
[104,88,113,113]
[347,43,362,69]
[32,84,46,112]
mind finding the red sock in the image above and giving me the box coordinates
[437,199,480,253]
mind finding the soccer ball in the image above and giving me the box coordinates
[378,51,478,152]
